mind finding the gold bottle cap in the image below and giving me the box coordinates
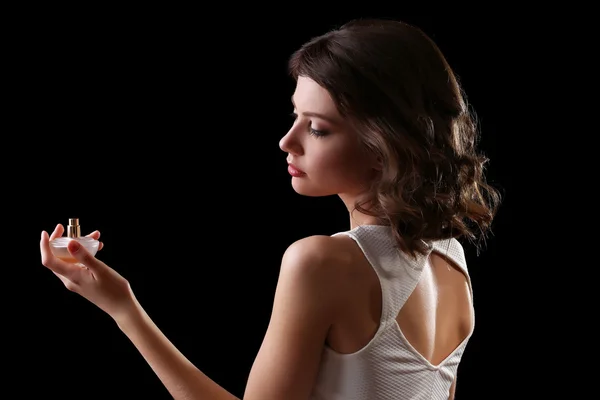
[67,218,81,238]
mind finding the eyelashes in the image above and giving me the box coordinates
[289,112,328,138]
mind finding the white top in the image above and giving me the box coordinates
[309,225,473,400]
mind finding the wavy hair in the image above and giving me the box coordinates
[289,18,502,258]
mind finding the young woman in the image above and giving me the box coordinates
[40,18,501,400]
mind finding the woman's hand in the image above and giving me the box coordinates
[40,224,139,323]
[48,222,106,251]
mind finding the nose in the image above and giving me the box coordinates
[279,128,303,155]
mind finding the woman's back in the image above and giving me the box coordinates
[310,225,473,400]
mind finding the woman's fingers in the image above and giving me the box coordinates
[85,230,104,251]
[40,231,84,280]
[86,230,100,240]
[66,240,105,274]
[49,224,64,240]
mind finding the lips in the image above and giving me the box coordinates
[288,163,305,174]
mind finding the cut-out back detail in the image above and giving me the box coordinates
[396,251,474,367]
[309,225,473,400]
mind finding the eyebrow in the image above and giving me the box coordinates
[291,95,339,125]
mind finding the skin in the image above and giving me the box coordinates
[40,76,471,399]
[281,76,381,227]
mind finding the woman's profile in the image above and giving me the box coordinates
[40,18,501,400]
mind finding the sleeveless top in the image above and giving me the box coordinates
[309,225,473,400]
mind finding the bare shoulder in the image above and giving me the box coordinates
[283,233,357,261]
[281,234,356,278]
[243,235,353,399]
[283,234,339,260]
[277,234,365,310]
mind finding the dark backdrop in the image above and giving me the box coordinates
[7,6,532,399]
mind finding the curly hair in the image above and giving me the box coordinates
[288,18,502,258]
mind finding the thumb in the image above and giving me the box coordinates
[67,240,99,269]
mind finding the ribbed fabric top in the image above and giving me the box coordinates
[309,225,473,400]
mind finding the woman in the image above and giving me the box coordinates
[40,18,501,400]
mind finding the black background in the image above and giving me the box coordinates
[6,5,548,399]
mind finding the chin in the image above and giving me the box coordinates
[291,178,333,197]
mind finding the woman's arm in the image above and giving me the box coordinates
[40,228,238,399]
[41,226,342,400]
[116,235,341,400]
[116,297,239,400]
[243,235,344,399]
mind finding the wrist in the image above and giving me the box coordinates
[113,293,146,333]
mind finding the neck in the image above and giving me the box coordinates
[339,193,385,230]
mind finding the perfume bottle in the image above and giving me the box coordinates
[49,218,99,263]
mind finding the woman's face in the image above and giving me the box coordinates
[279,76,378,199]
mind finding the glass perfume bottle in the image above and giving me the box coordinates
[49,218,99,263]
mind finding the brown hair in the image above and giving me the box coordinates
[288,18,502,258]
